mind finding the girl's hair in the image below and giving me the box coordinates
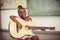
[18,5,24,9]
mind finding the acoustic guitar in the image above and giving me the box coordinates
[9,18,55,38]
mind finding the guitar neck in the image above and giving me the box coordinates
[27,26,55,31]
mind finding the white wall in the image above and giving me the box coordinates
[1,10,60,31]
[31,16,60,31]
[1,10,18,29]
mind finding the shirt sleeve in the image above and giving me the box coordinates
[29,18,32,21]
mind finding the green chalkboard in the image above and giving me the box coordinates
[27,0,60,16]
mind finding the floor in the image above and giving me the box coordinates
[0,31,60,40]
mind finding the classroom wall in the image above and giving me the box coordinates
[0,0,60,31]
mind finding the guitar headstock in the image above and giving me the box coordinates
[49,27,55,30]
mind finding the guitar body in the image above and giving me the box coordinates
[9,18,35,38]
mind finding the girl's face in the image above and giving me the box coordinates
[18,9,26,18]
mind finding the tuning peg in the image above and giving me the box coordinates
[50,27,55,30]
